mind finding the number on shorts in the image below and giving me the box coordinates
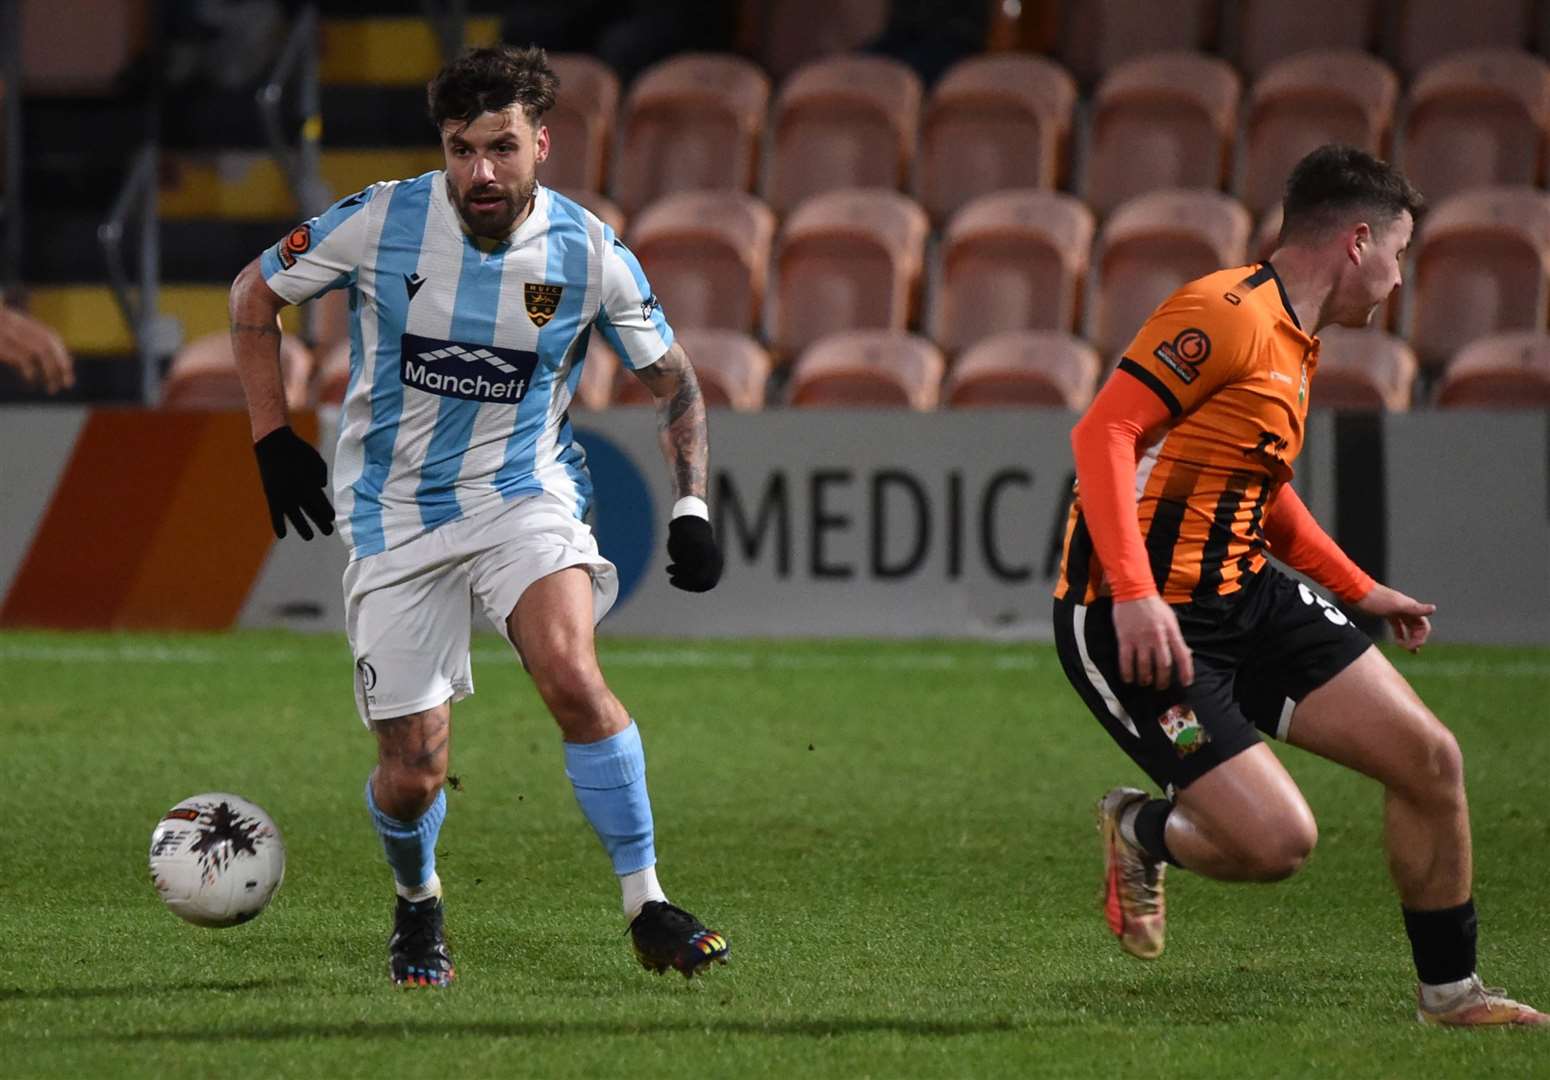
[1297,582,1350,626]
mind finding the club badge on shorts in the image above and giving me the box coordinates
[1159,704,1208,756]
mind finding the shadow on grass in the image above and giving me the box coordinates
[0,978,291,1003]
[65,1017,1016,1042]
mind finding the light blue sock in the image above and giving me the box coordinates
[365,776,446,893]
[564,721,656,875]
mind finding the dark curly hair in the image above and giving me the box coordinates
[1280,144,1424,243]
[427,44,559,131]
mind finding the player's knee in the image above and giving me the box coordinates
[529,655,609,721]
[1235,815,1317,881]
[1412,720,1465,804]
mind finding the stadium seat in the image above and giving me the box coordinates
[1085,52,1240,218]
[554,188,627,236]
[1093,189,1252,358]
[1409,186,1550,373]
[20,0,147,94]
[315,340,350,407]
[1060,0,1218,85]
[611,328,771,411]
[1241,50,1398,216]
[749,0,890,80]
[613,54,770,215]
[768,55,922,216]
[1391,0,1537,78]
[1434,332,1550,407]
[787,330,944,409]
[918,54,1078,224]
[1400,50,1550,204]
[161,332,314,411]
[573,338,619,412]
[1232,0,1378,76]
[628,191,775,333]
[1254,203,1283,261]
[773,188,929,361]
[537,54,620,195]
[933,190,1094,354]
[943,331,1101,409]
[1309,326,1417,411]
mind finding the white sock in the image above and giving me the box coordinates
[620,865,667,921]
[1420,974,1478,1010]
[396,871,442,904]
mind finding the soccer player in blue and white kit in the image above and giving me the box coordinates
[229,45,729,986]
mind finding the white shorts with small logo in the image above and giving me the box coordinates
[343,492,619,726]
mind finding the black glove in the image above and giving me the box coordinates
[666,513,723,592]
[254,426,335,540]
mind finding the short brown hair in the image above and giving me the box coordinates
[1280,144,1424,243]
[427,45,558,130]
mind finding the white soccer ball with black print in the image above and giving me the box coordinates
[149,793,286,927]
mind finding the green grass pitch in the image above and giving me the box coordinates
[3,631,1547,1078]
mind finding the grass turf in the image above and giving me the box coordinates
[2,631,1547,1078]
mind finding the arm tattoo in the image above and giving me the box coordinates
[635,344,709,499]
[230,321,282,338]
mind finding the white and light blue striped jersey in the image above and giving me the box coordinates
[260,175,674,560]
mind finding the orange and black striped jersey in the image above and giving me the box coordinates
[1056,262,1322,607]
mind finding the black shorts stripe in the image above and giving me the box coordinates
[1192,471,1250,602]
[1118,358,1182,417]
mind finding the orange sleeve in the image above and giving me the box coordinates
[1262,484,1375,603]
[1070,369,1176,601]
[1115,285,1257,420]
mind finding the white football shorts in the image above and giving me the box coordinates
[342,492,619,726]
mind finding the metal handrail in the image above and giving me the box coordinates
[98,143,171,405]
[424,0,469,63]
[257,3,330,218]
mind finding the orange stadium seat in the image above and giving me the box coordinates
[1241,50,1398,216]
[773,188,929,361]
[1409,186,1550,372]
[1254,203,1283,261]
[1085,52,1240,218]
[537,54,619,194]
[554,188,627,236]
[315,340,349,407]
[933,190,1094,353]
[1233,0,1378,77]
[747,0,890,81]
[163,332,314,411]
[1400,50,1550,204]
[1434,332,1550,407]
[1309,327,1417,411]
[917,54,1077,224]
[788,330,944,409]
[1060,0,1217,85]
[628,191,775,332]
[613,54,769,215]
[768,55,921,216]
[1392,0,1537,78]
[943,331,1101,409]
[1093,189,1252,358]
[611,328,771,411]
[564,337,615,412]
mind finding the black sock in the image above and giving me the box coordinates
[1132,798,1180,867]
[1402,899,1477,985]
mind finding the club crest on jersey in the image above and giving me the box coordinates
[400,333,540,403]
[276,223,312,269]
[1158,705,1208,757]
[524,283,564,327]
[1153,328,1211,384]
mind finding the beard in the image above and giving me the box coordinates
[450,176,537,239]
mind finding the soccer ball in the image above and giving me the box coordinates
[149,793,286,927]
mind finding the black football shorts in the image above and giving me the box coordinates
[1053,565,1373,795]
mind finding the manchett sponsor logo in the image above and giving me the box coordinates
[399,333,540,403]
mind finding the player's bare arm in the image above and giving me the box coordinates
[229,257,292,442]
[1354,583,1436,652]
[1113,595,1195,690]
[632,341,708,500]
